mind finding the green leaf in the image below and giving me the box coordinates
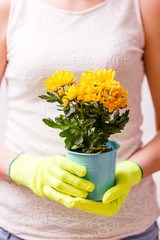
[78,118,96,127]
[42,118,61,129]
[71,143,85,150]
[43,115,76,130]
[110,111,120,123]
[60,126,84,150]
[101,115,110,122]
[83,135,94,150]
[101,110,130,136]
[66,108,77,118]
[39,91,62,104]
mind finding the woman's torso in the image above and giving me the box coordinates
[0,0,159,239]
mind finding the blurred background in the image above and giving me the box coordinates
[0,76,159,234]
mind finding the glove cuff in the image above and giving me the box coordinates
[9,153,41,188]
[136,163,143,179]
[9,153,24,182]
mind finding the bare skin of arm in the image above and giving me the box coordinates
[0,0,18,181]
[129,0,160,177]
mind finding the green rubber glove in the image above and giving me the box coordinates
[9,154,95,208]
[74,161,143,216]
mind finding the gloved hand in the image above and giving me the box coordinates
[9,154,95,208]
[74,161,143,216]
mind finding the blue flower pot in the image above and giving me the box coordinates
[65,140,120,201]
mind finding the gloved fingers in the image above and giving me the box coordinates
[106,192,128,215]
[43,185,75,208]
[48,165,95,192]
[74,197,102,209]
[74,198,116,217]
[46,175,88,198]
[74,204,111,217]
[54,155,87,177]
[102,183,130,204]
[74,198,105,213]
[108,192,128,208]
[117,192,128,205]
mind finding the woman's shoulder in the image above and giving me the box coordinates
[0,0,10,84]
[0,0,10,33]
[140,0,160,37]
[140,0,160,21]
[0,0,10,17]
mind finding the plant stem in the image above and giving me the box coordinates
[80,103,88,136]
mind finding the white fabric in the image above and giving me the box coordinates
[0,0,159,239]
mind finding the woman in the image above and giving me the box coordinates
[0,0,160,239]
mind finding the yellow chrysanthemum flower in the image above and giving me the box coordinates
[83,83,104,103]
[80,69,116,88]
[109,86,128,98]
[45,76,59,92]
[64,85,78,100]
[45,70,76,92]
[94,69,116,85]
[103,85,129,112]
[103,96,117,113]
[76,84,86,102]
[120,97,129,108]
[47,68,129,113]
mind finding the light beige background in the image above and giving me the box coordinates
[0,76,160,235]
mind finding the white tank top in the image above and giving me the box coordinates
[1,0,159,239]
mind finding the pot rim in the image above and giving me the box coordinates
[65,139,120,156]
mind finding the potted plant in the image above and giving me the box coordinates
[39,69,129,201]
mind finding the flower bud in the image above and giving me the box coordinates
[58,89,65,97]
[62,98,69,106]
